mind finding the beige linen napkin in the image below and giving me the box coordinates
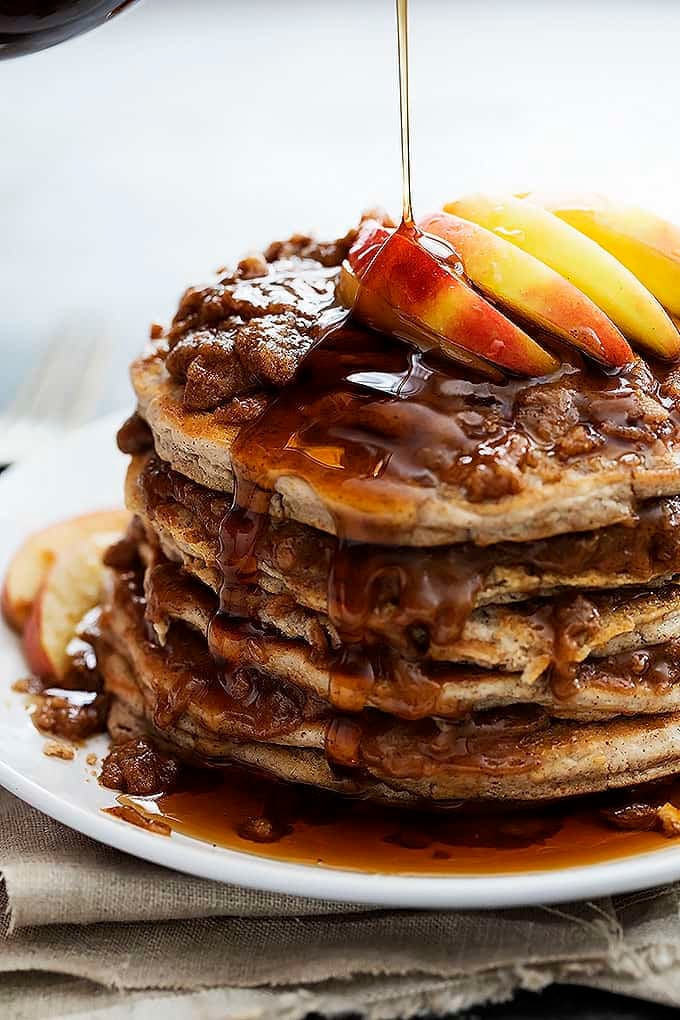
[3,787,680,1020]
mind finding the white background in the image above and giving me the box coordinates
[2,0,680,412]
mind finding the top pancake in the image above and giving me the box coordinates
[130,233,680,547]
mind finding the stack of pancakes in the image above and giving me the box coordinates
[101,229,680,806]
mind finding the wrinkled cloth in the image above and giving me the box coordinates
[3,787,680,1020]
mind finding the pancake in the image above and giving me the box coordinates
[139,557,680,723]
[136,514,680,674]
[132,495,680,678]
[126,450,680,616]
[125,452,680,672]
[132,343,680,547]
[99,561,680,803]
[102,680,441,808]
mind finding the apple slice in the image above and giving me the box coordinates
[2,510,130,633]
[420,211,633,367]
[22,524,126,680]
[342,221,559,377]
[445,194,680,360]
[520,192,680,320]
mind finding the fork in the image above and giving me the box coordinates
[0,319,113,467]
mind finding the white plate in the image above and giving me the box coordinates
[3,414,680,909]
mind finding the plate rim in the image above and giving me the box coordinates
[2,414,680,909]
[5,745,680,909]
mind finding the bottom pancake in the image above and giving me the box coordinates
[99,562,680,803]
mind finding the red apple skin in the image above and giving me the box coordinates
[346,222,559,377]
[348,220,392,276]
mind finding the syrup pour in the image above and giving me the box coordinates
[396,0,414,225]
[355,1,495,378]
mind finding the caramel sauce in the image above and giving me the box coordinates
[120,765,680,875]
[225,327,678,545]
[531,594,602,700]
[327,538,484,652]
[146,557,680,728]
[326,644,445,720]
[116,569,326,741]
[325,704,548,777]
[103,804,171,837]
[138,453,680,658]
[576,639,680,697]
[169,642,320,744]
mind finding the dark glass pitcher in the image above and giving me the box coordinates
[0,1,139,58]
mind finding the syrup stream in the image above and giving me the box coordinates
[396,0,413,225]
